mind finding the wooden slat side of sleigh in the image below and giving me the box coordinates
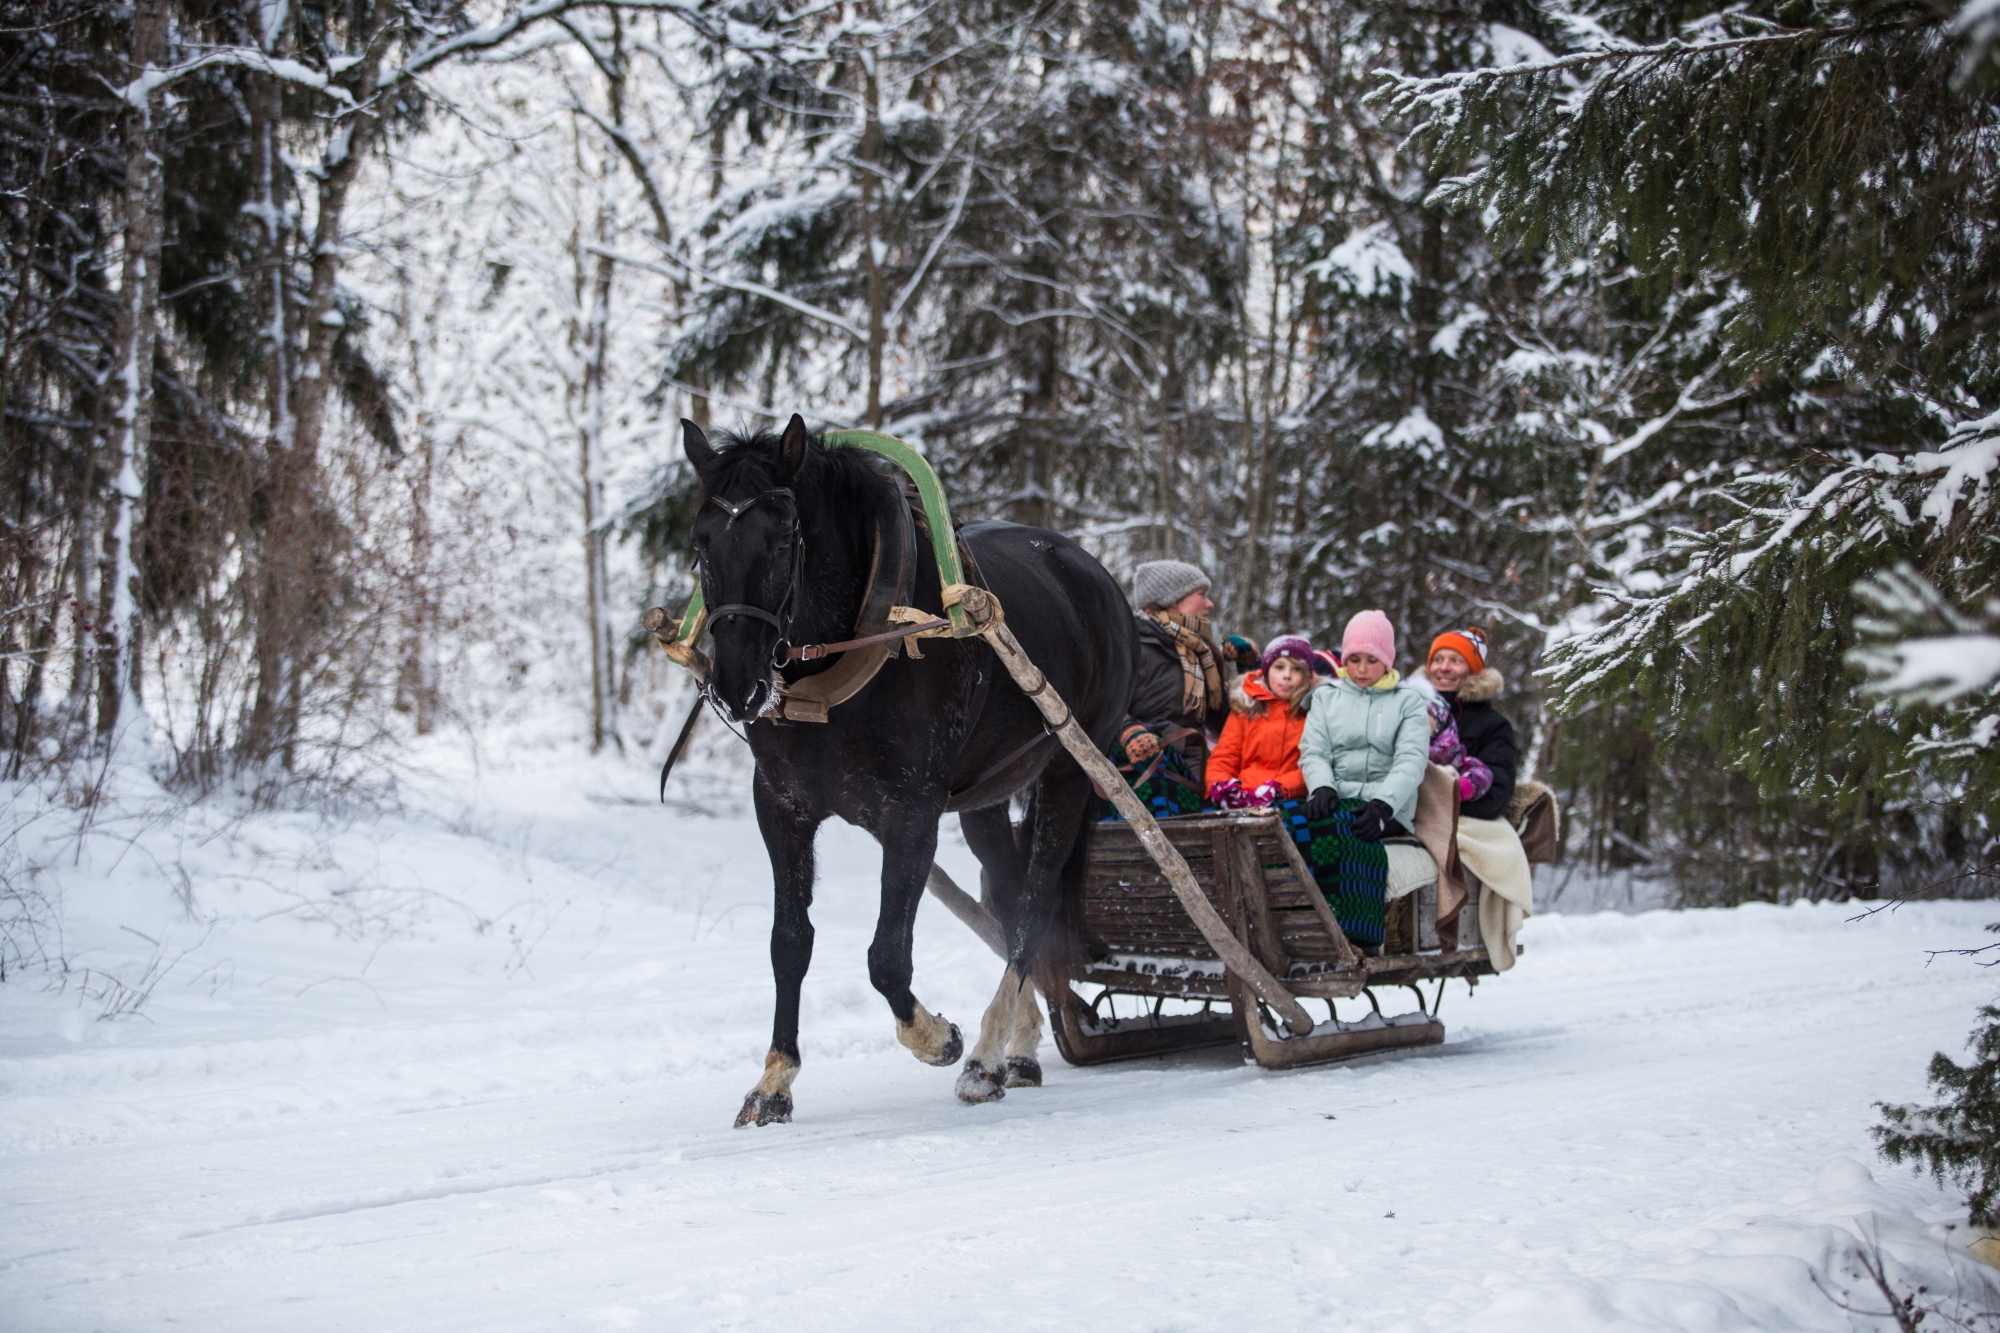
[933,773,1560,1072]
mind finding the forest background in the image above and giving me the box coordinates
[3,0,1997,913]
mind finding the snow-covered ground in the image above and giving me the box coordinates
[3,743,1997,1331]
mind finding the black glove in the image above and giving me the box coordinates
[1304,787,1340,822]
[1351,799,1394,842]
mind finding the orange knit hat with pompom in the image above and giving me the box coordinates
[1429,626,1488,675]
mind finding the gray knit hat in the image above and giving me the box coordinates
[1133,559,1211,611]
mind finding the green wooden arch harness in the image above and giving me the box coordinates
[660,428,975,656]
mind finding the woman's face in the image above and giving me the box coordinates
[1266,656,1308,700]
[1345,651,1387,689]
[1429,648,1470,693]
[1170,588,1215,619]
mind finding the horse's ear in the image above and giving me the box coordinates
[681,419,717,480]
[779,413,812,480]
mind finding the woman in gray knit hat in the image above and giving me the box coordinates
[1122,559,1239,777]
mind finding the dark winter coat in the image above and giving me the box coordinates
[1440,667,1516,821]
[1128,613,1230,773]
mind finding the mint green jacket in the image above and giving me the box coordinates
[1296,670,1430,829]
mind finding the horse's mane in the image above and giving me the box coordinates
[705,426,899,534]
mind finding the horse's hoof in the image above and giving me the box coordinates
[733,1091,793,1127]
[954,1059,1006,1104]
[1003,1055,1043,1088]
[926,1022,964,1068]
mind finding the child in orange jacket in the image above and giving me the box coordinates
[1205,636,1316,809]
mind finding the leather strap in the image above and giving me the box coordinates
[948,723,1051,802]
[789,616,949,661]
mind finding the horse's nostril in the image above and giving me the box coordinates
[727,677,770,723]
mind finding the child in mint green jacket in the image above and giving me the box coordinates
[1297,610,1429,841]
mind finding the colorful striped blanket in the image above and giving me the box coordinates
[1279,797,1389,948]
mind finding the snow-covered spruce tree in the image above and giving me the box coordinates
[1198,0,1758,862]
[1383,2,2000,900]
[645,0,1246,549]
[652,0,946,433]
[895,0,1244,540]
[1,0,127,770]
[1878,998,2000,1226]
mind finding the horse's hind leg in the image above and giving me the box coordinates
[955,968,1023,1103]
[738,780,821,1129]
[955,803,1029,1102]
[1002,807,1087,1088]
[959,762,1091,1101]
[1003,985,1045,1087]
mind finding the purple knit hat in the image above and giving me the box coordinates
[1260,635,1316,675]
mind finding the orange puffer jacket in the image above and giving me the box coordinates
[1203,672,1310,798]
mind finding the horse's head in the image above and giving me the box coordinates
[684,414,815,721]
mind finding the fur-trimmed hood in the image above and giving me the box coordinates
[1231,670,1313,719]
[1413,664,1504,703]
[1458,666,1504,703]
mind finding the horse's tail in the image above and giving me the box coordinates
[1032,795,1097,977]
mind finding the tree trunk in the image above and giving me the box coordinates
[686,124,726,430]
[96,0,173,740]
[580,206,618,753]
[244,2,393,767]
[860,53,886,428]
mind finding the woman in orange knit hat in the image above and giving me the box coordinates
[1422,625,1532,971]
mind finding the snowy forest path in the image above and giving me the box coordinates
[1,755,1996,1330]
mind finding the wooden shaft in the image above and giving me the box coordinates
[965,596,1315,1037]
[925,864,1008,959]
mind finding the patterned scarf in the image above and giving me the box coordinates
[1149,609,1225,718]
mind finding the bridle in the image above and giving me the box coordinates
[697,482,952,686]
[700,487,805,670]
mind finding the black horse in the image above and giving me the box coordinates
[683,415,1134,1125]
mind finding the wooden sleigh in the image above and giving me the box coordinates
[934,774,1560,1072]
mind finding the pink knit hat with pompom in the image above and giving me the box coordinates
[1341,610,1396,666]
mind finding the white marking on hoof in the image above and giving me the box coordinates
[734,1090,793,1127]
[965,968,1023,1083]
[1003,1055,1042,1088]
[1006,985,1045,1064]
[955,1059,1006,1104]
[735,1048,799,1127]
[895,1001,961,1066]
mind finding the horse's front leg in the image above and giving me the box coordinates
[737,778,823,1128]
[867,806,964,1072]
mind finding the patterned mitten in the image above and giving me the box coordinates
[1247,780,1286,807]
[1119,724,1162,765]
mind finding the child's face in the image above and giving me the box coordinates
[1266,656,1308,699]
[1344,652,1387,689]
